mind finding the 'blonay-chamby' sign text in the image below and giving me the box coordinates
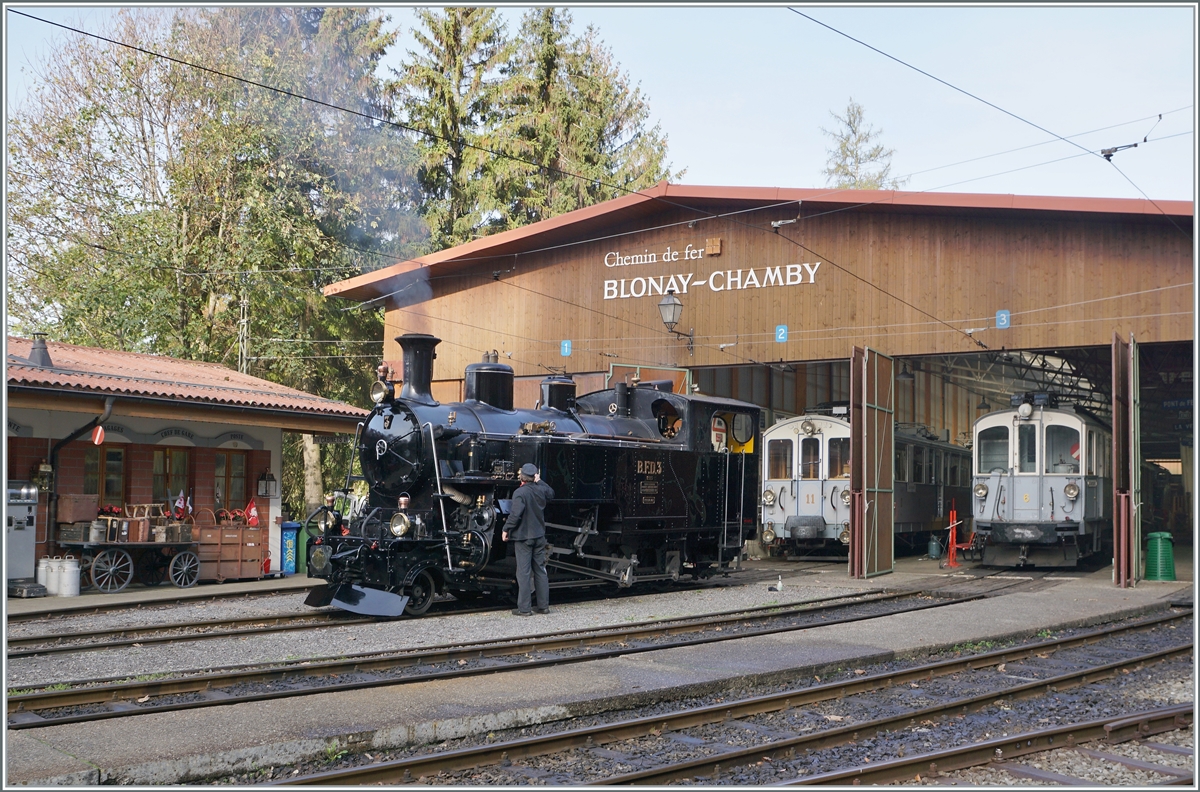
[602,243,819,299]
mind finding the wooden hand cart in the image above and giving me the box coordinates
[55,540,201,593]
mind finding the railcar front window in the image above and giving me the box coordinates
[1018,424,1037,473]
[827,438,850,478]
[1045,425,1080,474]
[800,437,820,479]
[895,445,909,482]
[768,439,793,480]
[977,426,1008,473]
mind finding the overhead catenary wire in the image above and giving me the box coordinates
[9,10,984,354]
[789,8,1191,239]
[11,9,1189,376]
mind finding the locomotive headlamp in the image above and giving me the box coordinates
[762,489,776,506]
[973,482,989,499]
[801,420,816,436]
[1063,482,1080,500]
[309,545,331,573]
[761,524,777,544]
[370,380,394,404]
[840,488,852,505]
[317,510,335,531]
[390,512,411,537]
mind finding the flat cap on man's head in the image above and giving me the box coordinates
[520,463,539,478]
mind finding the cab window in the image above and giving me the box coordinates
[827,438,850,478]
[768,439,793,480]
[1044,425,1080,474]
[912,446,926,484]
[977,426,1008,473]
[800,437,820,479]
[1018,424,1037,473]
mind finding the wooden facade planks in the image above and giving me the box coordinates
[381,205,1190,385]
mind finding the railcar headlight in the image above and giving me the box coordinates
[973,482,989,499]
[761,524,777,544]
[390,512,411,537]
[1063,482,1080,500]
[370,380,394,404]
[801,420,816,436]
[1017,402,1033,419]
[762,489,776,506]
[309,545,331,572]
[840,488,852,505]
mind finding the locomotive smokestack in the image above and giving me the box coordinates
[397,334,440,405]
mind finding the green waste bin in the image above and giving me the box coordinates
[296,523,309,575]
[1144,531,1176,581]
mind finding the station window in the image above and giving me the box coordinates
[1018,424,1037,473]
[84,445,126,510]
[827,437,850,478]
[912,446,926,484]
[800,437,820,480]
[895,445,909,482]
[214,451,247,512]
[1044,425,1080,474]
[153,448,190,503]
[767,439,793,480]
[977,426,1009,473]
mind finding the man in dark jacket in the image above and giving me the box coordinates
[502,463,554,615]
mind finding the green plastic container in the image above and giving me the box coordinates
[1144,531,1176,581]
[296,525,309,575]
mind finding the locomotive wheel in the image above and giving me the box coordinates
[404,570,436,616]
[91,548,134,593]
[169,551,200,588]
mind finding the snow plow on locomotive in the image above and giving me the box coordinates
[304,334,761,617]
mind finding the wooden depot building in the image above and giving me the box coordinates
[324,183,1194,579]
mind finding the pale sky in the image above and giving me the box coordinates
[5,4,1197,202]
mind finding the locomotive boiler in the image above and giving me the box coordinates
[759,408,972,558]
[971,392,1112,567]
[305,334,761,617]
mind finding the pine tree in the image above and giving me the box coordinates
[392,7,512,250]
[821,98,906,190]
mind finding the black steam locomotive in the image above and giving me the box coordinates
[305,334,761,617]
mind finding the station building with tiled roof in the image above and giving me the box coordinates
[6,334,368,584]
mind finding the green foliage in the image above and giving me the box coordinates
[322,741,348,764]
[820,98,907,190]
[7,8,425,514]
[393,7,680,251]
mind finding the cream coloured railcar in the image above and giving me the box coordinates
[760,412,972,557]
[971,393,1112,567]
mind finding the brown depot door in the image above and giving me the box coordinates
[850,347,895,578]
[1112,333,1140,587]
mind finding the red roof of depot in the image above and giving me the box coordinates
[325,181,1194,302]
[6,337,368,419]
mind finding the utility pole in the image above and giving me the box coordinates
[238,275,249,374]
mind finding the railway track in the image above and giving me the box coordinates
[7,590,975,729]
[3,587,322,624]
[790,704,1193,785]
[256,610,1192,785]
[4,569,796,658]
[6,610,374,658]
